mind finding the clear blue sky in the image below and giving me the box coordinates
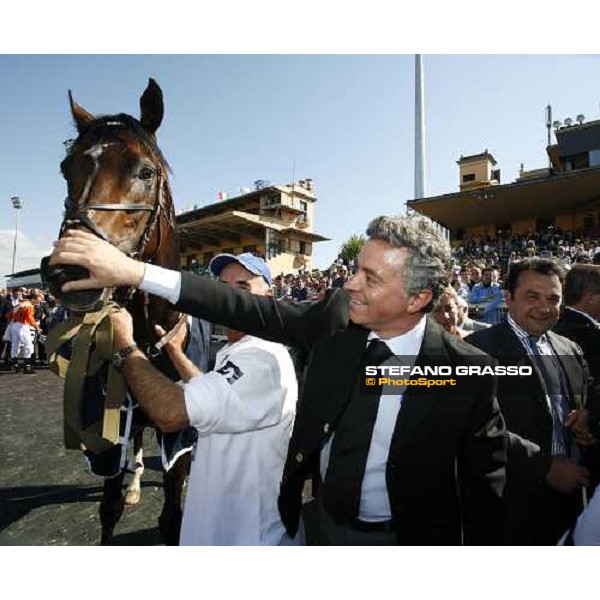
[2,54,600,284]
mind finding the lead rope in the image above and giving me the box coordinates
[46,301,126,453]
[47,301,187,451]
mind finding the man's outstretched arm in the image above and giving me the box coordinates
[112,310,189,433]
[52,229,349,348]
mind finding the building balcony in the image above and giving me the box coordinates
[296,213,310,227]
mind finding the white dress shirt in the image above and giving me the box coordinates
[320,316,427,522]
[140,263,182,304]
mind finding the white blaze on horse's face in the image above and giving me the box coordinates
[84,143,111,160]
[79,139,158,255]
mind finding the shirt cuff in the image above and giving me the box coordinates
[139,263,182,304]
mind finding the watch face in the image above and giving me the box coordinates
[113,344,136,369]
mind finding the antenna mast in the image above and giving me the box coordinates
[545,105,552,169]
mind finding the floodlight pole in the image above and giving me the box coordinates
[414,54,426,200]
[546,105,554,170]
[11,196,23,274]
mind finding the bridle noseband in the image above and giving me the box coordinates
[61,161,166,261]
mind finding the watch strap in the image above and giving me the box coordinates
[112,343,139,370]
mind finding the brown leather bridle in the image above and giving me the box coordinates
[61,162,167,262]
[59,140,183,356]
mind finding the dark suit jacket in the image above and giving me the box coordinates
[175,272,507,545]
[554,307,600,438]
[467,320,589,544]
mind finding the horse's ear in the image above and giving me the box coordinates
[140,78,164,135]
[68,90,94,134]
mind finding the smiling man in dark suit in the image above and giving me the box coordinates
[468,258,591,545]
[50,214,507,545]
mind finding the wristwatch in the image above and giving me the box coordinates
[112,343,139,371]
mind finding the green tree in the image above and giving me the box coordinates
[339,234,366,263]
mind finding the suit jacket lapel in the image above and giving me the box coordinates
[491,321,530,364]
[320,324,370,426]
[547,330,583,409]
[493,320,553,399]
[391,317,447,452]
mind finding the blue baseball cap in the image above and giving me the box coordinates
[209,252,273,286]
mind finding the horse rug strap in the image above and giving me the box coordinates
[46,301,126,454]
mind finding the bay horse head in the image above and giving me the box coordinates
[42,78,179,318]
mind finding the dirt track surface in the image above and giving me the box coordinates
[0,368,167,545]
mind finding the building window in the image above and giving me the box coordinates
[590,150,600,167]
[462,173,476,182]
[299,241,307,255]
[265,194,280,206]
[300,201,308,212]
[267,233,287,259]
[583,213,596,229]
[565,153,589,171]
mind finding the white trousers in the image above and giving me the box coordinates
[10,322,34,358]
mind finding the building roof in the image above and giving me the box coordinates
[456,151,497,166]
[178,210,329,249]
[6,268,43,288]
[176,184,315,226]
[407,165,600,230]
[555,119,600,158]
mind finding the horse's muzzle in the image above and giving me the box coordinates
[40,255,104,313]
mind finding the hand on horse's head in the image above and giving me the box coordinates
[50,230,146,292]
[110,309,135,350]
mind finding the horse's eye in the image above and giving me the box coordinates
[139,167,155,180]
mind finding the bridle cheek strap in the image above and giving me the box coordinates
[62,168,165,260]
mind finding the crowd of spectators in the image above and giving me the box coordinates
[6,227,600,369]
[272,265,348,302]
[445,231,600,324]
[0,287,68,371]
[264,231,600,330]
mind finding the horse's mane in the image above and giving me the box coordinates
[66,113,172,174]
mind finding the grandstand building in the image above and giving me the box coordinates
[5,268,44,289]
[176,178,329,275]
[408,118,600,240]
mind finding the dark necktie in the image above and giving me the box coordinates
[322,339,394,523]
